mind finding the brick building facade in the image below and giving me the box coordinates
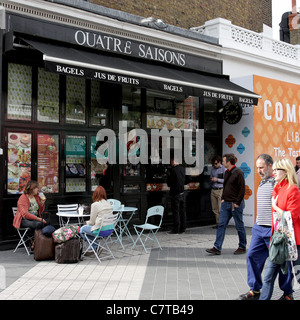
[89,0,272,33]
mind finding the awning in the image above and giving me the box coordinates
[23,39,260,105]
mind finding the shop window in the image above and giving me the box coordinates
[204,99,218,133]
[37,68,60,123]
[122,86,141,128]
[90,81,110,126]
[37,134,59,193]
[146,90,199,131]
[145,90,200,192]
[90,135,113,192]
[65,135,86,192]
[7,132,32,194]
[66,77,86,125]
[7,63,32,121]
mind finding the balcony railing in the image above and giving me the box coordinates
[191,18,300,63]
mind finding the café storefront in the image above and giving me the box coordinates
[0,5,260,242]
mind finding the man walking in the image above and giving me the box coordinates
[167,157,186,234]
[238,154,293,300]
[210,155,226,228]
[206,153,246,255]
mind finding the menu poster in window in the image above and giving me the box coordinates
[37,135,59,193]
[7,132,31,194]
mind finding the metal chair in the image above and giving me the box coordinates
[57,204,79,226]
[81,213,119,263]
[132,205,164,253]
[107,199,126,249]
[12,207,31,255]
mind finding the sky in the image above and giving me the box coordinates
[272,0,299,39]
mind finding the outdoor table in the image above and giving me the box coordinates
[112,206,138,249]
[56,211,90,227]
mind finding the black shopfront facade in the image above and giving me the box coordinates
[0,10,259,244]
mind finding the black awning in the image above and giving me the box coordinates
[24,39,260,105]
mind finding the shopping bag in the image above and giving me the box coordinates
[273,210,298,261]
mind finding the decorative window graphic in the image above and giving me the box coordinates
[244,185,253,200]
[242,126,250,137]
[239,162,251,179]
[225,134,236,148]
[237,143,246,154]
[66,77,86,125]
[7,63,32,121]
[7,132,32,194]
[37,68,60,123]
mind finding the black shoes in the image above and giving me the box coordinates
[206,247,221,255]
[238,290,260,300]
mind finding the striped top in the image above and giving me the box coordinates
[256,176,275,226]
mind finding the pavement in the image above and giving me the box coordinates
[0,225,299,303]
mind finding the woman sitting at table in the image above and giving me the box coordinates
[80,185,113,253]
[13,180,47,231]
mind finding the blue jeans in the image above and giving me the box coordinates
[247,224,292,292]
[213,201,247,251]
[80,225,97,250]
[259,259,293,300]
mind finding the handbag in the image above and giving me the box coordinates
[52,225,80,243]
[273,210,298,261]
[269,211,289,274]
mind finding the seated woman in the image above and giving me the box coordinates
[80,185,113,253]
[13,180,47,230]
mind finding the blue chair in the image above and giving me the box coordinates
[81,213,119,263]
[132,205,164,253]
[107,198,126,249]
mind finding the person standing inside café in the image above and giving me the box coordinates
[206,153,246,255]
[167,156,186,234]
[210,155,226,228]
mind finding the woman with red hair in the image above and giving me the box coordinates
[80,185,113,253]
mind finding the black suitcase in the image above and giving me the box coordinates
[34,229,55,261]
[55,237,82,263]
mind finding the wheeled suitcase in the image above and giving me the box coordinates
[55,237,82,264]
[34,229,55,261]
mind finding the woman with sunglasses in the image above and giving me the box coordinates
[260,158,300,300]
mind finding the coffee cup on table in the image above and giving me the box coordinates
[39,192,46,201]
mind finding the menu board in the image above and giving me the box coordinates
[37,134,59,193]
[7,132,32,194]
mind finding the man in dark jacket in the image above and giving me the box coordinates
[167,157,186,234]
[206,153,247,255]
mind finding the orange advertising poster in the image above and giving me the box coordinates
[253,75,300,195]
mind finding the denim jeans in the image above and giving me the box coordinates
[247,224,292,292]
[80,225,98,250]
[213,201,247,251]
[259,259,293,300]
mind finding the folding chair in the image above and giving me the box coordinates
[57,204,79,226]
[81,213,119,263]
[12,207,32,255]
[107,199,126,249]
[132,205,164,253]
